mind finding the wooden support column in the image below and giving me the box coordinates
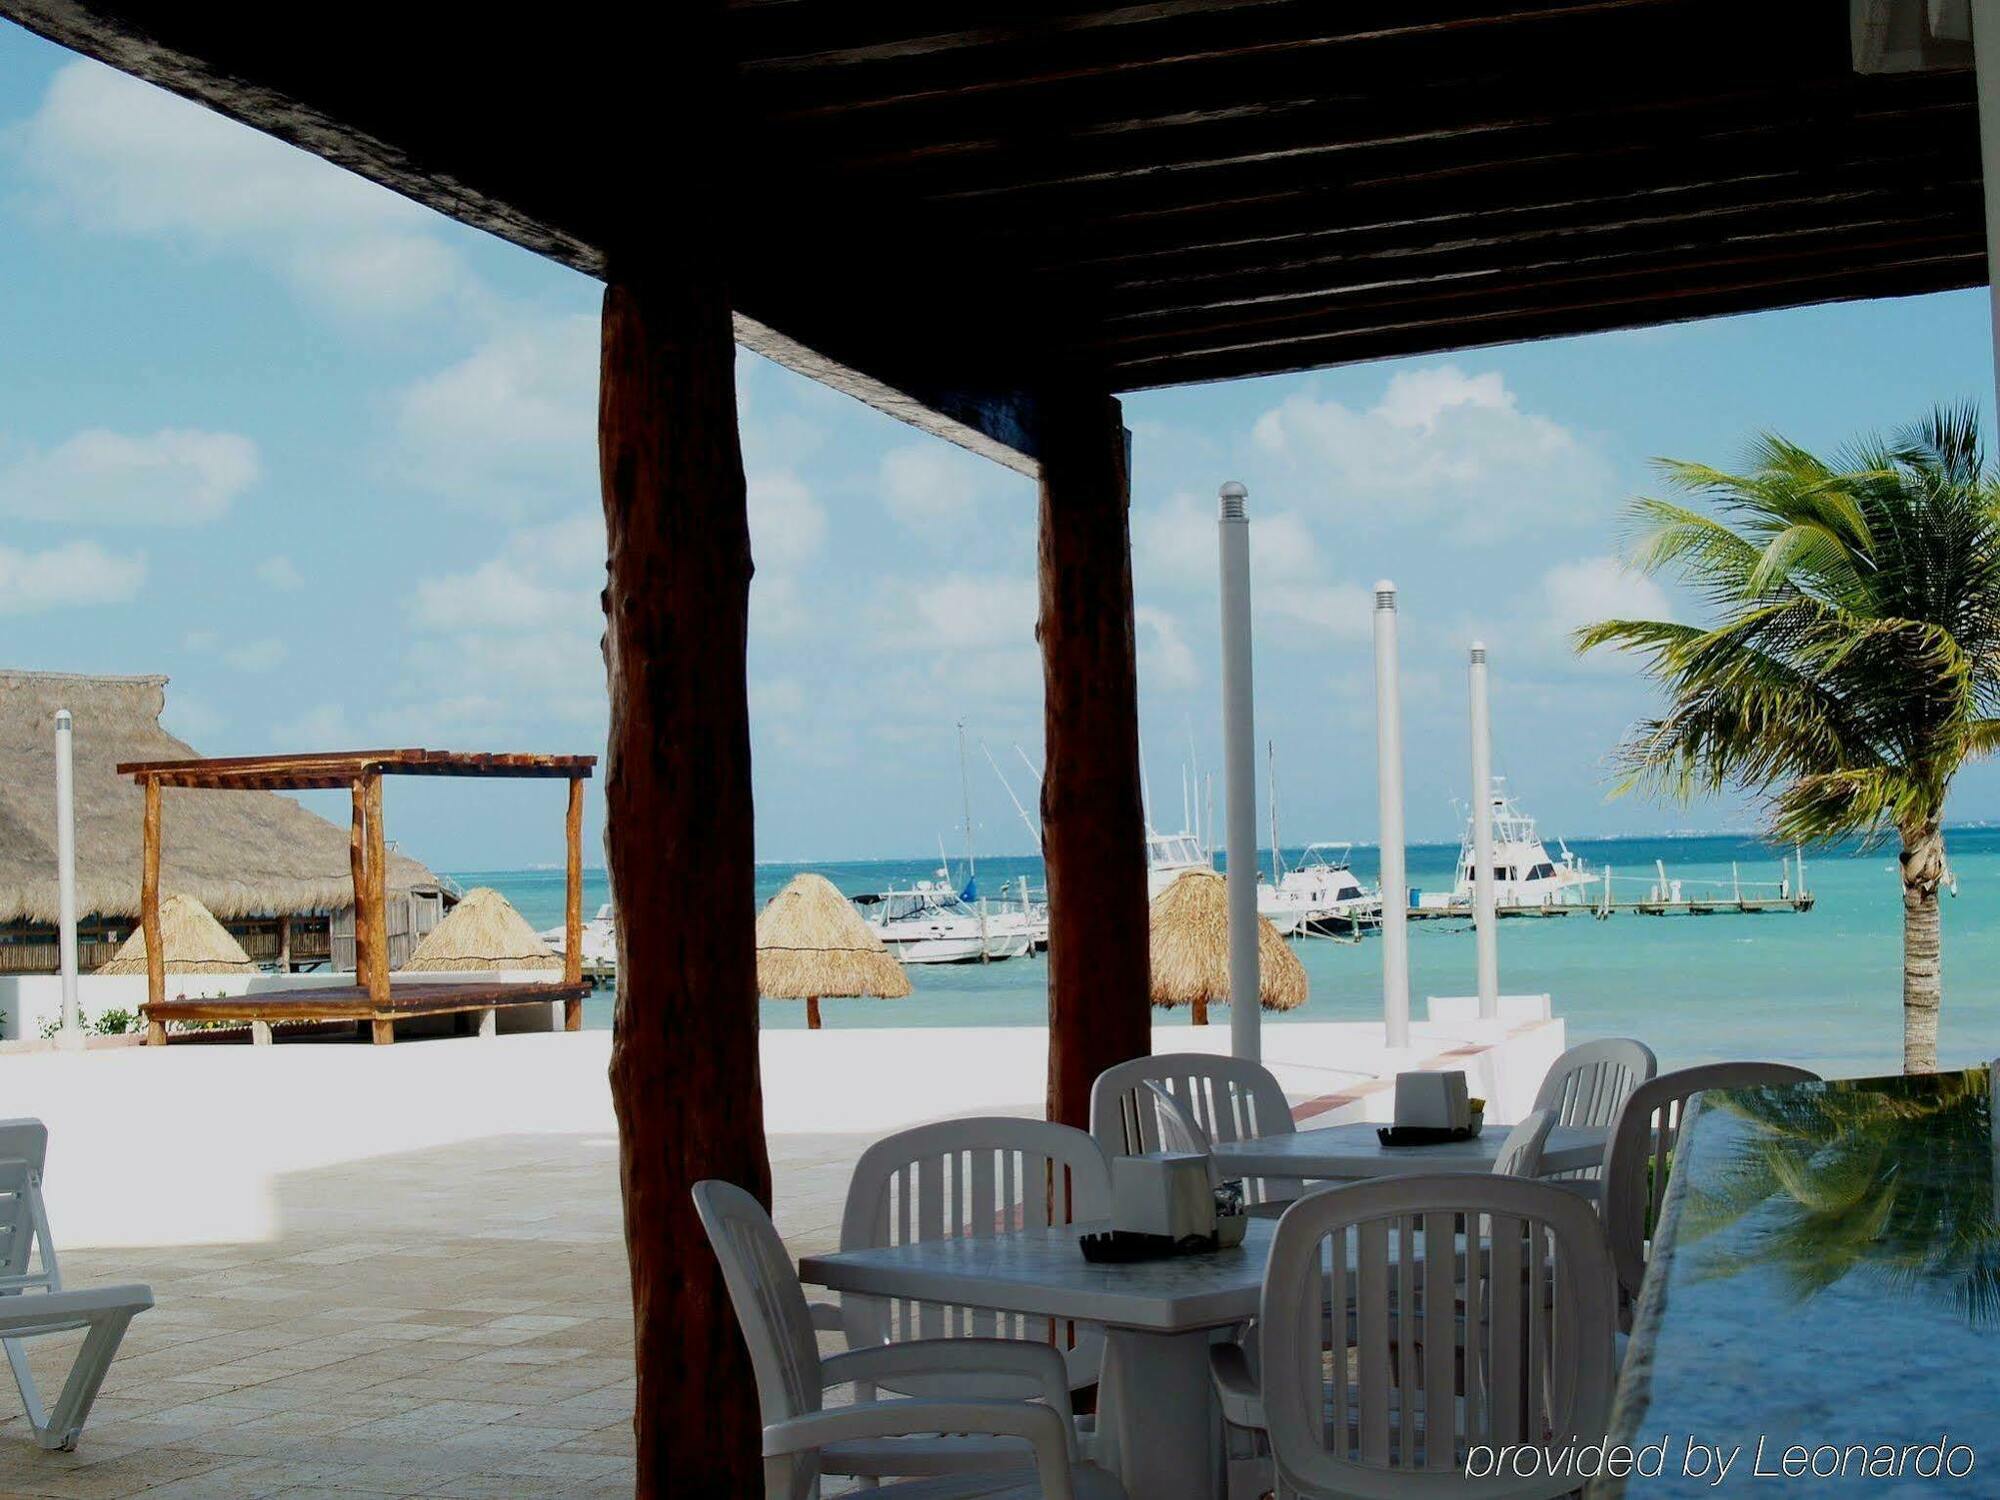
[362,772,391,1015]
[600,271,770,1494]
[348,779,369,983]
[141,777,165,1045]
[563,775,585,1028]
[276,913,292,973]
[1037,390,1152,1128]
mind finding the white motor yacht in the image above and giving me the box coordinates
[1264,842,1381,934]
[852,879,1034,963]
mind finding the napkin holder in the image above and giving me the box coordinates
[1394,1070,1471,1131]
[1111,1154,1215,1241]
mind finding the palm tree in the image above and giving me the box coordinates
[1577,407,2000,1072]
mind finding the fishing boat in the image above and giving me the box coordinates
[1416,780,1595,914]
[1263,842,1381,935]
[851,878,1034,963]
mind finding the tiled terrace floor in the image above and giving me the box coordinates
[0,1123,896,1500]
[0,1133,635,1499]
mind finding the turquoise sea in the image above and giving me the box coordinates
[449,828,2000,1078]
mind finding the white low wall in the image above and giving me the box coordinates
[8,1008,1563,1250]
[0,971,563,1041]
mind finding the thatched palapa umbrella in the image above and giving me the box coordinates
[1149,869,1306,1025]
[757,872,909,1029]
[97,893,255,974]
[404,887,559,971]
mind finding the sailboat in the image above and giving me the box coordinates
[853,724,1037,963]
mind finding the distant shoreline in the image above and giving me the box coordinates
[442,822,2000,878]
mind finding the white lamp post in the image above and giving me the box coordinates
[1218,481,1260,1061]
[55,709,83,1046]
[1373,583,1410,1049]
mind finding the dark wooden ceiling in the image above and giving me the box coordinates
[0,1,1983,467]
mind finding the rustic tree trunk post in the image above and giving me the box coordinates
[362,771,391,1006]
[348,779,369,985]
[1192,998,1208,1027]
[806,996,822,1030]
[141,776,165,1045]
[601,272,770,1494]
[564,774,585,1028]
[1900,821,1946,1073]
[277,913,292,973]
[1038,391,1152,1128]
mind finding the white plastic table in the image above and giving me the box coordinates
[1210,1118,1608,1181]
[800,1217,1273,1500]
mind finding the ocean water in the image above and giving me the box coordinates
[449,828,2000,1077]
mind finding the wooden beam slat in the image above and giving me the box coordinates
[1086,209,1982,346]
[1112,249,1982,387]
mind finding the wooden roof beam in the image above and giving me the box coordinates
[1109,245,1981,386]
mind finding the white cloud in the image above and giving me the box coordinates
[909,573,1038,649]
[1260,581,1373,640]
[0,540,145,614]
[159,693,225,745]
[1134,490,1370,646]
[392,315,596,514]
[1535,555,1672,659]
[223,638,288,673]
[270,702,355,748]
[1250,364,1612,542]
[748,471,826,572]
[16,61,471,320]
[0,428,258,525]
[397,513,608,735]
[255,555,304,591]
[1136,605,1198,689]
[879,444,983,535]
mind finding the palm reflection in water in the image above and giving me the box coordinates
[1679,1068,2000,1325]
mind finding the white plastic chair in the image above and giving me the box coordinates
[1091,1054,1300,1210]
[1211,1173,1619,1499]
[692,1179,1125,1500]
[1601,1062,1819,1319]
[837,1118,1111,1402]
[0,1121,153,1450]
[1531,1039,1657,1130]
[1488,1108,1556,1179]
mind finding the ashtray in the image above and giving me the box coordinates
[1376,1118,1484,1146]
[1079,1229,1222,1263]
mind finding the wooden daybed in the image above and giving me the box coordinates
[117,749,596,1045]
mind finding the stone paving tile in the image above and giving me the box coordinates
[0,1127,874,1496]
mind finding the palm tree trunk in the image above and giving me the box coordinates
[1899,822,1946,1073]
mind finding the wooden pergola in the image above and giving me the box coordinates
[6,1,1990,1490]
[117,750,596,1044]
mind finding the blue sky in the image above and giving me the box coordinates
[5,29,2000,869]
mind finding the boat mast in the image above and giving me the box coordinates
[981,740,1040,852]
[1267,739,1282,883]
[956,719,978,888]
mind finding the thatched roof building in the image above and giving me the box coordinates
[97,894,256,975]
[1149,869,1308,1026]
[756,872,909,1029]
[0,671,445,925]
[404,887,558,972]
